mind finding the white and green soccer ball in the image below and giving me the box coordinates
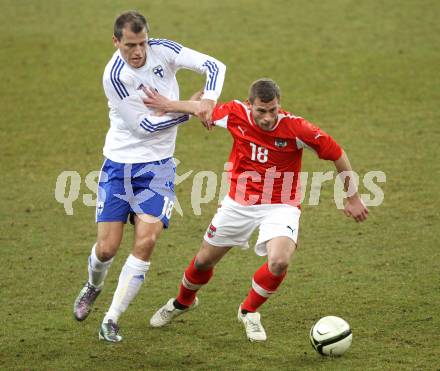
[309,316,353,356]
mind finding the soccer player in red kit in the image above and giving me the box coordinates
[143,79,368,341]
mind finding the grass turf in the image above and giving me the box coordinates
[0,0,439,369]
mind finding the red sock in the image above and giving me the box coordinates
[241,262,286,312]
[176,257,213,307]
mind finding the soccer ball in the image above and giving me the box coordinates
[309,316,352,356]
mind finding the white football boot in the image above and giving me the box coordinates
[150,297,199,328]
[237,305,267,342]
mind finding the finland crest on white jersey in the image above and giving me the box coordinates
[102,38,226,164]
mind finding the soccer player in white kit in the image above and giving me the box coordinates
[72,11,226,342]
[143,79,368,342]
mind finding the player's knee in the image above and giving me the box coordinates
[194,256,215,270]
[268,258,289,276]
[134,234,158,251]
[95,241,118,261]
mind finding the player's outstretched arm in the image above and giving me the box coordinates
[173,49,226,130]
[333,151,369,223]
[142,87,202,117]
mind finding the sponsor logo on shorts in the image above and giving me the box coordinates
[287,225,295,234]
[97,202,104,216]
[207,224,217,238]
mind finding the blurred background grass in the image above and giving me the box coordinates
[0,0,439,369]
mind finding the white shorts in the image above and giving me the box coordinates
[204,196,301,256]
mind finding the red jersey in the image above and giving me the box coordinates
[212,100,343,206]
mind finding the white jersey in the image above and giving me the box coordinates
[102,38,226,163]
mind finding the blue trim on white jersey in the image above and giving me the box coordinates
[110,58,124,99]
[116,59,129,97]
[202,60,219,91]
[148,38,182,54]
[139,114,190,132]
[110,56,129,99]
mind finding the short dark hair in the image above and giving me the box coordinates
[114,11,149,40]
[248,78,281,104]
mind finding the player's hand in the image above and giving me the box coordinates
[199,99,216,131]
[343,195,369,222]
[142,87,169,115]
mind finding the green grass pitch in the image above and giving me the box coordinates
[0,0,439,369]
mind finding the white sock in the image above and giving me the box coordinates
[88,244,113,289]
[103,254,150,324]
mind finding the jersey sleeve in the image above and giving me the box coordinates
[173,46,226,102]
[211,101,238,129]
[103,71,189,137]
[294,118,343,161]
